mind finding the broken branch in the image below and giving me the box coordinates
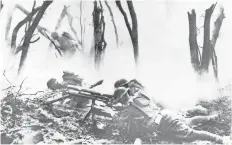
[3,70,12,85]
[44,31,63,56]
[105,0,119,47]
[17,77,28,93]
[15,4,52,39]
[116,1,132,36]
[30,37,40,43]
[11,7,40,52]
[116,0,139,65]
[18,1,53,74]
[28,1,37,28]
[19,91,44,96]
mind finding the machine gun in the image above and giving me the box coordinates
[45,79,115,120]
[66,84,113,103]
[66,84,115,120]
[45,80,107,104]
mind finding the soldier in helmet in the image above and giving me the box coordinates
[51,32,81,58]
[111,79,229,144]
[47,71,90,108]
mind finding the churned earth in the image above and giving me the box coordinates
[1,85,231,144]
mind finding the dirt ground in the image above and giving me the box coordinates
[1,88,231,144]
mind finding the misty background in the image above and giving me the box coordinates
[0,0,232,112]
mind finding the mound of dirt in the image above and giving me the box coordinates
[1,87,231,144]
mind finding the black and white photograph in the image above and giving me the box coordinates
[0,0,231,144]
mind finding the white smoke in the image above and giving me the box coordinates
[1,0,232,111]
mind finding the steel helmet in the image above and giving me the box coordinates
[114,79,129,88]
[51,32,59,39]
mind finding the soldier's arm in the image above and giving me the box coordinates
[112,97,121,105]
[129,79,144,89]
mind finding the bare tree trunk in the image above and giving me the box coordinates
[5,7,16,43]
[104,1,119,47]
[187,9,200,72]
[187,3,225,81]
[116,1,132,36]
[200,3,216,72]
[93,1,100,70]
[18,1,53,74]
[116,0,139,66]
[80,0,83,46]
[11,7,40,53]
[93,0,107,70]
[14,4,51,36]
[210,7,225,81]
[82,18,86,49]
[127,1,139,65]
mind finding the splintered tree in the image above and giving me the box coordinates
[93,0,107,70]
[15,1,53,74]
[188,3,225,81]
[116,0,139,66]
[11,3,40,54]
[8,4,59,55]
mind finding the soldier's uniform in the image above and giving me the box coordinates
[51,32,79,58]
[47,71,90,108]
[62,71,90,108]
[113,80,224,144]
[62,71,83,86]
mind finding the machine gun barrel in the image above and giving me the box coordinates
[67,85,101,95]
[45,80,109,105]
[67,85,113,100]
[67,89,111,102]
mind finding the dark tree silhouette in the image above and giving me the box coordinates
[92,0,107,70]
[104,1,119,47]
[188,3,225,81]
[200,4,216,72]
[18,1,53,74]
[11,6,40,53]
[188,9,201,71]
[116,0,139,66]
[210,7,225,80]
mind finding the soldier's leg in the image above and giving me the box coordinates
[127,119,141,141]
[181,128,223,143]
[159,111,223,143]
[185,105,208,115]
[171,120,223,143]
[185,114,219,127]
